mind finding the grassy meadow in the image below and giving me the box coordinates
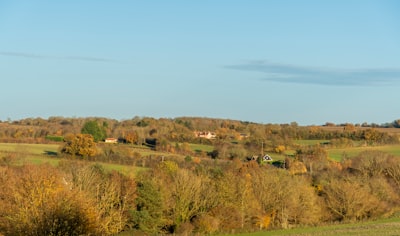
[189,143,214,153]
[0,142,145,176]
[328,145,400,161]
[3,141,400,168]
[225,217,400,236]
[0,143,59,155]
[294,139,329,146]
[293,139,400,161]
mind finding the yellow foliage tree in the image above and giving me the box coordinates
[0,165,99,235]
[323,176,380,221]
[66,164,136,234]
[274,145,286,154]
[61,134,97,158]
[125,131,138,144]
[255,214,272,230]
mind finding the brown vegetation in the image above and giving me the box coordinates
[0,163,135,235]
[0,117,400,235]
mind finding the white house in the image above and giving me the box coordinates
[105,138,118,143]
[194,131,217,139]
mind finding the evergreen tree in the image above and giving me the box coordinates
[81,120,107,142]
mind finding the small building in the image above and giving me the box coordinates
[239,133,250,140]
[105,138,118,144]
[194,131,217,139]
[247,154,273,162]
[262,154,273,161]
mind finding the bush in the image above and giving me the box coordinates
[322,176,380,222]
[0,164,136,236]
[193,214,220,234]
[0,165,98,235]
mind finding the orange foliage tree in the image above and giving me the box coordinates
[0,165,99,235]
[61,134,97,158]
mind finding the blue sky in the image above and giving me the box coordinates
[1,1,399,125]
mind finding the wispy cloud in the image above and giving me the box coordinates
[0,51,117,63]
[62,56,115,63]
[0,51,45,59]
[226,61,400,86]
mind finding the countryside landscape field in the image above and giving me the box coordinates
[2,1,400,235]
[1,117,400,235]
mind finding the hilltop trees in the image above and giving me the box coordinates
[0,116,399,151]
[81,120,107,142]
[125,131,139,145]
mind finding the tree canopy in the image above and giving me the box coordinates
[61,134,97,158]
[81,120,107,142]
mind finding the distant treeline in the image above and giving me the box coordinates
[0,117,399,158]
[326,119,400,128]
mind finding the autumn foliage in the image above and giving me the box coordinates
[61,134,97,158]
[0,163,135,235]
[1,117,400,234]
[1,150,400,235]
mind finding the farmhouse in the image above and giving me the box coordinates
[105,138,118,143]
[262,154,273,161]
[194,131,217,139]
[247,154,273,162]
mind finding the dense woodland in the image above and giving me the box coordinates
[1,116,400,235]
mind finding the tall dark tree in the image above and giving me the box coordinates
[81,120,107,142]
[393,119,400,128]
[132,179,165,233]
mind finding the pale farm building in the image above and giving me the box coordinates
[105,138,118,143]
[194,131,217,139]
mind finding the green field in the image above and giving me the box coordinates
[189,143,214,153]
[99,162,147,177]
[118,217,400,236]
[222,217,400,236]
[327,145,400,161]
[294,139,329,146]
[3,141,400,165]
[291,140,400,162]
[0,143,144,176]
[0,143,59,155]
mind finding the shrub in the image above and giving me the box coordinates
[0,164,136,236]
[322,176,380,222]
[0,165,98,235]
[193,214,220,234]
